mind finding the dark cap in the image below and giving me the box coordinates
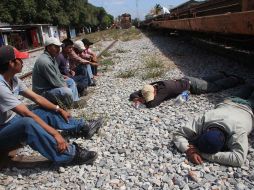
[0,45,29,64]
[82,38,93,46]
[195,128,225,154]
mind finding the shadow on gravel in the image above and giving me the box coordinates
[142,31,254,105]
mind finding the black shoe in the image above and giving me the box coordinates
[82,117,103,139]
[219,71,229,77]
[89,79,96,87]
[72,99,87,109]
[79,88,88,97]
[229,74,245,85]
[71,142,98,165]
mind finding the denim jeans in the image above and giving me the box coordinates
[73,64,90,88]
[0,108,85,163]
[185,74,241,95]
[42,78,79,108]
[65,78,79,101]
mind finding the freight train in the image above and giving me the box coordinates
[141,0,254,37]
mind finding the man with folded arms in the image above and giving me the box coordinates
[0,45,103,165]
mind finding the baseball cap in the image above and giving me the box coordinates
[74,40,85,51]
[194,128,226,154]
[45,37,62,46]
[82,38,93,46]
[0,45,29,64]
[141,84,155,102]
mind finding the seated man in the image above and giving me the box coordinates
[32,37,85,108]
[82,38,99,76]
[0,45,103,165]
[129,73,244,108]
[73,40,98,86]
[174,85,254,167]
[56,39,89,97]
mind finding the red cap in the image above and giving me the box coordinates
[0,45,29,64]
[13,47,29,59]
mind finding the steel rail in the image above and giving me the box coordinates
[20,40,118,80]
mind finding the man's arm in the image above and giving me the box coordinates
[69,50,90,65]
[21,89,71,122]
[12,104,68,153]
[173,116,204,152]
[41,62,66,88]
[201,133,248,167]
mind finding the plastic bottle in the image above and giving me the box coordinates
[174,90,190,104]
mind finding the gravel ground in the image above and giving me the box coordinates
[1,33,254,190]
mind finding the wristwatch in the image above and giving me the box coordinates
[55,105,60,112]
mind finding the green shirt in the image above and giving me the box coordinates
[32,51,65,94]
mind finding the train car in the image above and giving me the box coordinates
[143,0,254,37]
[120,13,132,29]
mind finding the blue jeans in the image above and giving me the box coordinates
[185,74,241,95]
[73,65,90,88]
[65,78,79,101]
[42,78,79,108]
[0,108,85,163]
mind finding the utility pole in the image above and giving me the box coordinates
[136,0,139,20]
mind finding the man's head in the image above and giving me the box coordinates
[0,45,29,73]
[61,39,74,54]
[73,40,85,53]
[45,37,62,57]
[194,127,226,154]
[82,38,93,48]
[141,84,155,102]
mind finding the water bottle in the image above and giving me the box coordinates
[174,90,190,104]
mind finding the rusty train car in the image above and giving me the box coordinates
[142,0,254,38]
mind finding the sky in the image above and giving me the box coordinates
[88,0,188,20]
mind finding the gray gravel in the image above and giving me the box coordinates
[1,33,254,190]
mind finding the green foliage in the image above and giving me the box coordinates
[117,70,135,78]
[0,0,113,28]
[142,69,165,80]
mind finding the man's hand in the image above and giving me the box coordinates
[70,70,75,76]
[53,132,68,153]
[133,97,145,104]
[186,145,203,165]
[59,109,71,123]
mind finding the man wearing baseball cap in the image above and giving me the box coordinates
[130,72,244,108]
[32,37,86,108]
[174,85,254,167]
[0,45,102,165]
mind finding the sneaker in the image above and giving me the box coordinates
[229,74,245,85]
[82,117,103,139]
[71,142,98,165]
[72,99,87,109]
[79,88,88,97]
[219,71,229,77]
[89,79,96,87]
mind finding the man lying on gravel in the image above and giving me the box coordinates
[0,45,103,165]
[32,37,86,109]
[174,85,254,167]
[130,72,244,108]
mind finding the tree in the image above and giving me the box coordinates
[0,0,114,30]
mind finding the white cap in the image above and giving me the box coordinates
[74,40,85,51]
[44,37,62,46]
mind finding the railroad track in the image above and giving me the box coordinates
[20,40,118,80]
